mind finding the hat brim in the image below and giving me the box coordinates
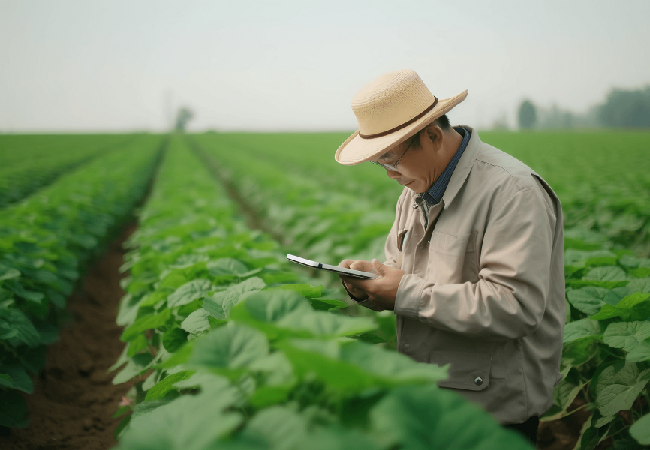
[335,89,468,165]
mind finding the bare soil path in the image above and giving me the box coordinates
[0,224,138,450]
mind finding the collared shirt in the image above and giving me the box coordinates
[415,127,471,228]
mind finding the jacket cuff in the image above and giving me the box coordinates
[394,274,427,318]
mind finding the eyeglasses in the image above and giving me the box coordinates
[370,136,416,172]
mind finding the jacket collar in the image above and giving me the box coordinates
[441,125,482,208]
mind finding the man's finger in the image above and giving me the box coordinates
[339,259,353,269]
[350,260,373,272]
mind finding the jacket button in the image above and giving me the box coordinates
[474,376,483,386]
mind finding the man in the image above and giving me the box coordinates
[336,69,564,445]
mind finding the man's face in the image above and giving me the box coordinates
[374,131,437,194]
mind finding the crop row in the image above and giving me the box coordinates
[0,135,162,428]
[191,131,650,448]
[0,134,137,208]
[198,131,650,257]
[112,135,529,449]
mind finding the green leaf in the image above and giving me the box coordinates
[207,258,250,277]
[268,283,323,299]
[180,308,210,336]
[0,390,29,428]
[289,310,376,337]
[563,319,601,344]
[595,362,650,418]
[627,278,650,294]
[630,412,650,445]
[236,406,309,450]
[0,373,14,388]
[591,293,650,321]
[203,277,265,320]
[276,339,374,392]
[121,308,172,342]
[188,323,270,374]
[8,283,45,304]
[0,307,41,347]
[145,371,195,401]
[118,383,244,450]
[248,352,295,386]
[112,353,155,384]
[167,279,214,308]
[0,362,34,393]
[603,321,650,361]
[567,287,629,315]
[233,290,375,339]
[127,334,149,357]
[308,298,348,311]
[583,266,629,281]
[370,385,532,450]
[0,267,20,282]
[162,327,189,353]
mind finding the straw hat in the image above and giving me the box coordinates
[335,69,468,165]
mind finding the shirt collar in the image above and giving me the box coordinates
[416,126,471,209]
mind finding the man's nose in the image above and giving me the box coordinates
[387,169,401,180]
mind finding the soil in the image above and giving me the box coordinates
[0,224,138,450]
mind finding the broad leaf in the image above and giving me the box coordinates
[630,412,650,445]
[167,279,214,308]
[603,321,650,362]
[117,383,244,450]
[180,308,210,336]
[370,385,532,450]
[121,309,172,342]
[145,371,195,401]
[0,307,41,348]
[563,319,601,344]
[188,323,269,373]
[203,277,265,320]
[591,293,650,321]
[567,287,629,316]
[595,362,650,418]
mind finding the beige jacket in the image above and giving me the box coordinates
[379,127,565,425]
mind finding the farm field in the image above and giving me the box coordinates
[0,129,649,450]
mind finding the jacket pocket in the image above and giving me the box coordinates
[428,231,478,284]
[430,350,491,392]
[429,230,475,254]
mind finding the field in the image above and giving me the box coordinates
[1,130,649,450]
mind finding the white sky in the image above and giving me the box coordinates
[1,0,649,132]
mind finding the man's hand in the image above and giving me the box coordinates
[339,259,405,311]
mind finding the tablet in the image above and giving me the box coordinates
[286,254,378,279]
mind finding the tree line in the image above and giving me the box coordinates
[516,85,650,130]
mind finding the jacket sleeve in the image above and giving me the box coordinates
[393,185,557,340]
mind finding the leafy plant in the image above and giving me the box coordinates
[0,135,162,428]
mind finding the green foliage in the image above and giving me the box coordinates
[113,136,530,450]
[189,130,650,448]
[0,133,137,208]
[0,134,162,427]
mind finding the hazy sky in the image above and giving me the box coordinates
[1,0,649,132]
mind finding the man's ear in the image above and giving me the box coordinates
[425,123,443,148]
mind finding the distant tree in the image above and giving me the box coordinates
[597,85,650,128]
[175,107,194,132]
[518,99,537,130]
